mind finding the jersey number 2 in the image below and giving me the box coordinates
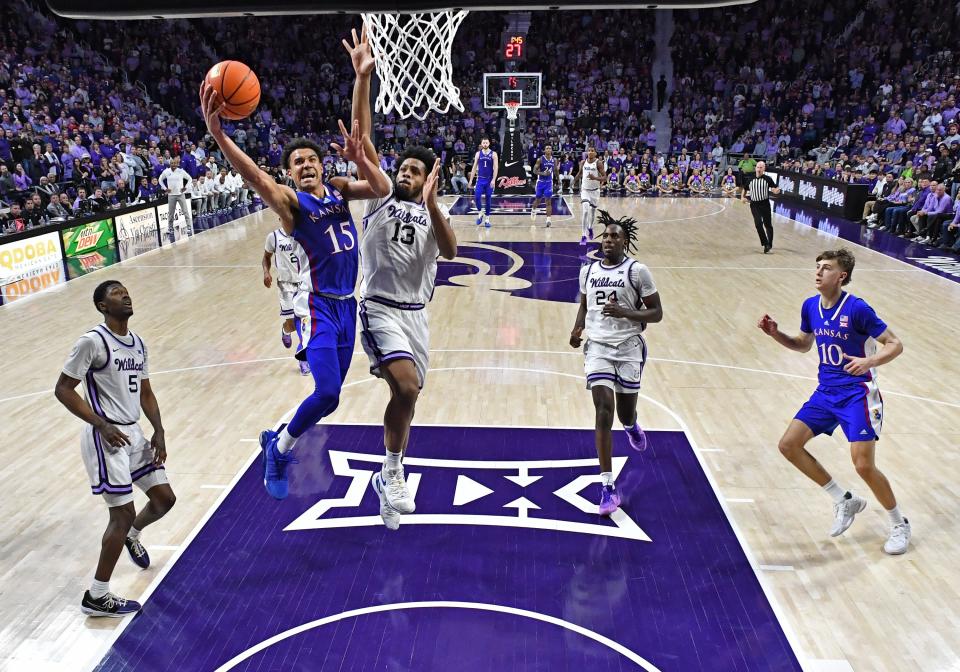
[595,290,617,306]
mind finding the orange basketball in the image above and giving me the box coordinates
[204,60,260,120]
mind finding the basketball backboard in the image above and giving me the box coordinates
[484,73,541,110]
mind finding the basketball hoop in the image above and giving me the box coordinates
[362,11,468,121]
[504,101,521,122]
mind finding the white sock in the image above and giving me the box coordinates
[127,527,141,541]
[822,479,845,504]
[90,579,109,599]
[384,450,402,473]
[623,422,639,434]
[887,504,905,526]
[601,471,614,487]
[277,427,297,454]
[545,216,551,224]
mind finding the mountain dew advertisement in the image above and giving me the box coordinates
[61,219,115,256]
[60,219,119,279]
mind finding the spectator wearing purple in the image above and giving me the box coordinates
[12,163,32,191]
[885,177,930,235]
[913,183,952,244]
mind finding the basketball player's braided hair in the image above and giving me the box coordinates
[596,209,639,254]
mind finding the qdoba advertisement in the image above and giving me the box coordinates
[0,232,66,304]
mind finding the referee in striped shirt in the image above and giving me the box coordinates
[747,161,781,253]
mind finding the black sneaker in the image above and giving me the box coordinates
[763,244,771,254]
[81,590,142,617]
[125,536,150,569]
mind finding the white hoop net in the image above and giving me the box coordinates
[362,11,469,121]
[504,101,521,122]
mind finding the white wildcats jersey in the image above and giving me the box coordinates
[62,324,149,425]
[581,159,602,191]
[265,228,305,284]
[360,189,449,306]
[579,258,657,345]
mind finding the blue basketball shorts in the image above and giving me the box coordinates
[535,180,553,198]
[794,380,884,442]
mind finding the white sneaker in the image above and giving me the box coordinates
[382,468,416,514]
[830,492,867,537]
[371,472,401,531]
[530,209,537,221]
[545,218,551,228]
[883,519,911,555]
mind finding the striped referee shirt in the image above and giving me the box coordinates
[748,174,777,202]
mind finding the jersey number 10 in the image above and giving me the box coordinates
[818,343,844,366]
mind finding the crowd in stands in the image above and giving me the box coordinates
[3,0,960,254]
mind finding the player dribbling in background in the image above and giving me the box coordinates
[758,248,911,554]
[570,211,663,515]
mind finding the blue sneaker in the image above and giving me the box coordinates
[476,215,483,226]
[599,484,621,516]
[484,215,491,228]
[124,536,150,569]
[81,591,141,617]
[260,430,298,500]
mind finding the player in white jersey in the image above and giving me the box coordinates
[263,224,310,375]
[354,108,458,527]
[55,281,176,617]
[570,211,663,516]
[574,147,606,246]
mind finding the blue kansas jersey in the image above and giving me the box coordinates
[800,292,887,387]
[538,156,555,182]
[292,184,358,297]
[477,150,494,181]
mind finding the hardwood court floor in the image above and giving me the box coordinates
[0,196,958,672]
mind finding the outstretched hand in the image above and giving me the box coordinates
[198,82,225,136]
[757,314,778,336]
[330,119,365,163]
[423,158,442,206]
[342,25,375,77]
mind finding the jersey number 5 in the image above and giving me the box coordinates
[391,222,415,245]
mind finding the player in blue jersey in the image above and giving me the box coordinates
[530,145,558,227]
[468,138,498,228]
[199,34,391,500]
[758,248,910,554]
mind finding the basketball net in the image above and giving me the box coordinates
[362,11,468,121]
[504,101,521,124]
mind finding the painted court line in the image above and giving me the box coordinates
[726,498,756,503]
[760,565,796,572]
[697,448,727,453]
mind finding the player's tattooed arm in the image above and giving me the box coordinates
[570,293,587,348]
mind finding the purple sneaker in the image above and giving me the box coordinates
[580,235,588,246]
[281,329,292,349]
[588,227,594,239]
[625,425,648,452]
[599,485,621,516]
[299,360,311,376]
[124,536,150,569]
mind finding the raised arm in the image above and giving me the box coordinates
[200,82,299,228]
[423,159,457,260]
[344,26,378,167]
[329,119,391,200]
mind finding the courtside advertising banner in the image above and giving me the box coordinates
[0,231,66,304]
[61,218,119,279]
[115,205,160,260]
[156,199,193,244]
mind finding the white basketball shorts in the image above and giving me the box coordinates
[278,280,298,317]
[584,334,647,393]
[359,297,430,388]
[81,422,169,507]
[581,188,600,209]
